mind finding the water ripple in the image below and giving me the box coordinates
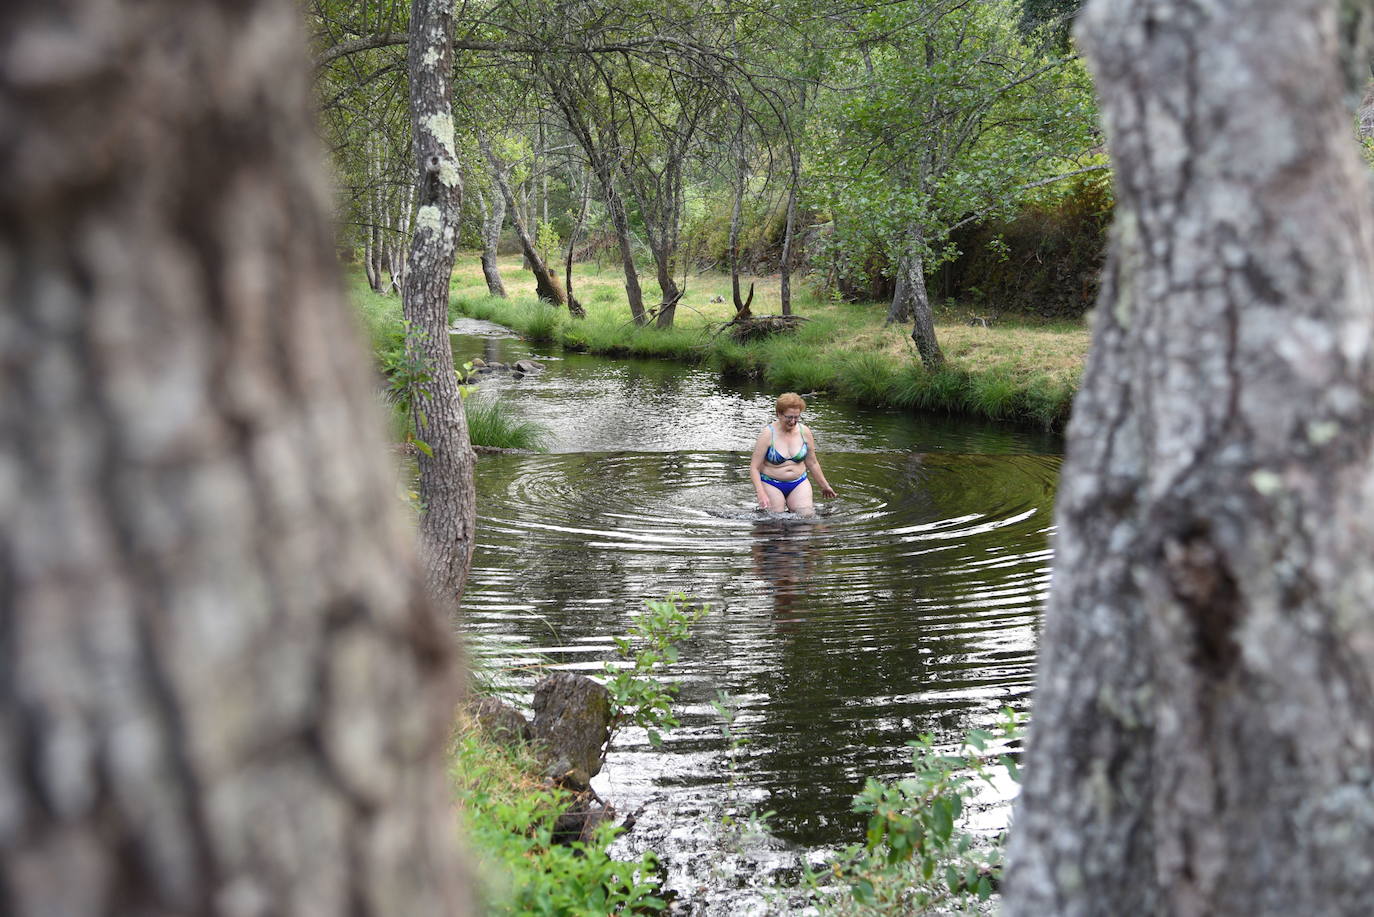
[464,450,1058,856]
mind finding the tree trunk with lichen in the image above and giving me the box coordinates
[1004,1,1374,914]
[892,235,943,369]
[402,0,477,605]
[0,1,472,913]
[478,132,566,307]
[478,189,507,298]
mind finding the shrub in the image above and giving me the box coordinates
[464,397,548,451]
[453,724,665,915]
[806,710,1024,916]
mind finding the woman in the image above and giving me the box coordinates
[749,393,837,515]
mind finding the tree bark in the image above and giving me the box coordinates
[564,167,590,319]
[1005,1,1374,914]
[779,141,802,317]
[478,132,567,306]
[402,0,477,604]
[602,173,648,325]
[545,82,648,325]
[0,1,471,913]
[894,233,943,369]
[477,189,508,298]
[729,118,753,320]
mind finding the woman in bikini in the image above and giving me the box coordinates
[749,392,837,515]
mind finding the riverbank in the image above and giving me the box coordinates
[446,255,1090,430]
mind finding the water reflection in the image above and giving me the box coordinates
[451,319,1061,908]
[465,451,1055,850]
[750,518,821,626]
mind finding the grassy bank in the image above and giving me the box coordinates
[350,273,547,451]
[451,715,664,914]
[448,254,1090,430]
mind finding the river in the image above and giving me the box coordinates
[450,318,1060,913]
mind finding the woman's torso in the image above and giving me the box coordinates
[761,422,808,481]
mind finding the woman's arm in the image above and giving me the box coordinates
[749,428,773,509]
[803,427,837,498]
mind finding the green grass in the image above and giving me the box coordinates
[452,717,664,915]
[351,253,1091,430]
[350,279,550,451]
[464,397,548,451]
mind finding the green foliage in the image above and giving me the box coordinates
[383,320,436,456]
[523,302,565,344]
[603,595,710,750]
[837,351,902,405]
[464,398,549,451]
[967,370,1020,420]
[536,220,563,263]
[762,341,838,393]
[808,710,1025,915]
[808,0,1099,289]
[942,172,1113,319]
[452,726,666,915]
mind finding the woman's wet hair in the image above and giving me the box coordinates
[775,392,806,414]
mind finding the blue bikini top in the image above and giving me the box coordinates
[765,422,808,464]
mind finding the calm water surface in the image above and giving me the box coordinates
[452,319,1060,911]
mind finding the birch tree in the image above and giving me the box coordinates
[0,0,471,912]
[1005,0,1374,913]
[402,0,478,603]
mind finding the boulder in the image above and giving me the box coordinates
[468,695,532,745]
[512,359,544,375]
[552,791,617,845]
[531,672,611,789]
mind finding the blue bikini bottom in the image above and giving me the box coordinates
[761,472,807,497]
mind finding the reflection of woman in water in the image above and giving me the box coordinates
[749,392,837,515]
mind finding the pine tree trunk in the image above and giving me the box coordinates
[402,0,477,604]
[1005,1,1374,914]
[0,1,471,913]
[478,188,507,298]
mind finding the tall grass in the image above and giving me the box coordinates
[464,397,548,451]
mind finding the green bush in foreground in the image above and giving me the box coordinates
[458,596,709,915]
[808,710,1024,916]
[452,725,665,916]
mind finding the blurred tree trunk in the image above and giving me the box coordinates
[0,1,472,914]
[402,0,477,604]
[1005,0,1374,914]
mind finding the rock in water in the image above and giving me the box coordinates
[531,672,611,789]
